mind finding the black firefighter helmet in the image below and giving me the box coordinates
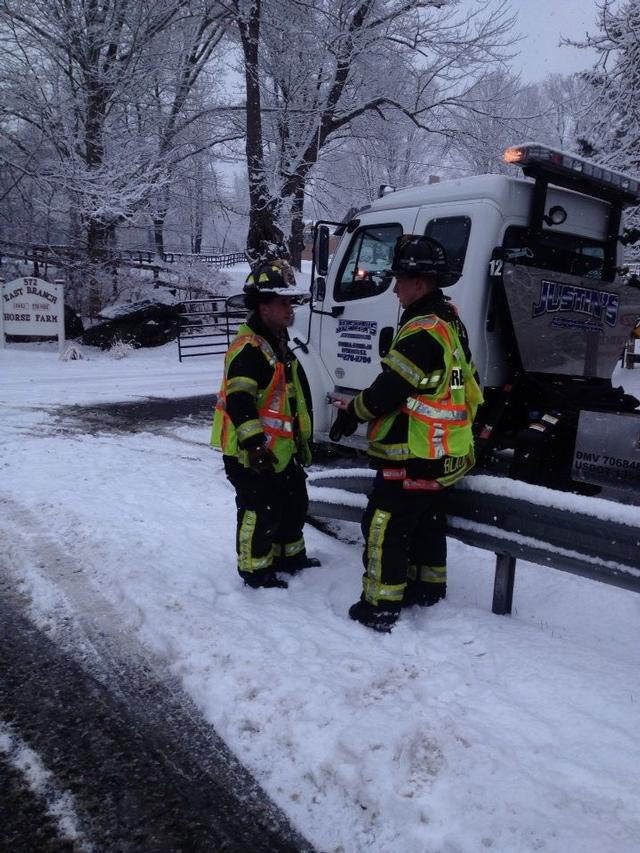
[243,261,310,310]
[389,235,459,287]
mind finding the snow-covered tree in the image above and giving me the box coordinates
[448,70,590,177]
[231,0,516,266]
[135,9,237,256]
[569,0,640,172]
[307,109,445,221]
[0,0,233,310]
[568,0,640,254]
[535,73,591,152]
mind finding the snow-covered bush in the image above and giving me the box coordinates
[59,343,86,361]
[108,339,135,359]
[161,260,232,299]
[96,263,234,317]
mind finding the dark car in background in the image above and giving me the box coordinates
[82,300,183,349]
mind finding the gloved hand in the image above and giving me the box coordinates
[329,406,359,442]
[247,445,277,474]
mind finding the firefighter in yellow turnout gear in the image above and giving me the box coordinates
[331,236,483,631]
[212,263,319,589]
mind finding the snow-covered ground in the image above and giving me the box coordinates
[1,338,640,853]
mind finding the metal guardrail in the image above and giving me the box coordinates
[306,471,640,615]
[177,296,247,360]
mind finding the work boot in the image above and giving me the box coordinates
[348,597,400,633]
[403,581,446,608]
[275,554,322,575]
[240,570,288,589]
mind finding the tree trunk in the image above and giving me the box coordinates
[66,201,83,312]
[83,74,110,318]
[86,217,110,318]
[237,1,281,255]
[153,183,171,258]
[191,160,204,254]
[153,215,166,257]
[287,182,306,271]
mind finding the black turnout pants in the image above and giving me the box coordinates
[223,456,309,575]
[360,473,448,607]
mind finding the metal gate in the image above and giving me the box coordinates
[177,296,247,361]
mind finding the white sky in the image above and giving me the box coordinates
[506,0,600,81]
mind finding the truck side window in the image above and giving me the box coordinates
[503,226,608,280]
[335,223,402,302]
[424,216,471,275]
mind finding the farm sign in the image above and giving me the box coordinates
[1,277,65,350]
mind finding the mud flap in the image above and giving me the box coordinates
[510,407,580,490]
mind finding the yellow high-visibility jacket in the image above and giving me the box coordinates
[211,321,312,472]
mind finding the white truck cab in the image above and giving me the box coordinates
[291,144,640,495]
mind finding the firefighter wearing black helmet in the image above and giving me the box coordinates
[211,261,320,589]
[331,235,483,631]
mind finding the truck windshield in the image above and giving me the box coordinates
[503,226,608,281]
[335,223,402,301]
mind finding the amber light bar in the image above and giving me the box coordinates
[504,143,640,201]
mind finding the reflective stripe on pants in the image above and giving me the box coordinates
[361,474,448,606]
[224,456,309,575]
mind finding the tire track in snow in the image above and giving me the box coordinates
[0,499,314,852]
[0,721,92,852]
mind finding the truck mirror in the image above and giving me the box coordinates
[313,276,326,301]
[379,326,394,358]
[315,225,330,277]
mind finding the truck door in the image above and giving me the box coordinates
[414,200,505,388]
[317,213,417,395]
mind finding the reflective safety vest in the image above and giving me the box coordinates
[366,314,483,485]
[211,324,312,472]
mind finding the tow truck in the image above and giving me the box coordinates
[291,142,640,501]
[285,143,640,610]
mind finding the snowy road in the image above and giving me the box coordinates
[0,570,312,852]
[0,392,312,851]
[0,357,311,850]
[2,343,640,853]
[52,393,216,436]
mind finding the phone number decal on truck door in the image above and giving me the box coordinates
[336,319,377,364]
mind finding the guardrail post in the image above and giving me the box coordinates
[492,553,516,615]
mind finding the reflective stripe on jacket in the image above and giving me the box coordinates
[365,314,483,485]
[211,325,312,472]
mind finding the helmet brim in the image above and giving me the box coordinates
[243,286,310,308]
[386,268,461,288]
[257,286,310,302]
